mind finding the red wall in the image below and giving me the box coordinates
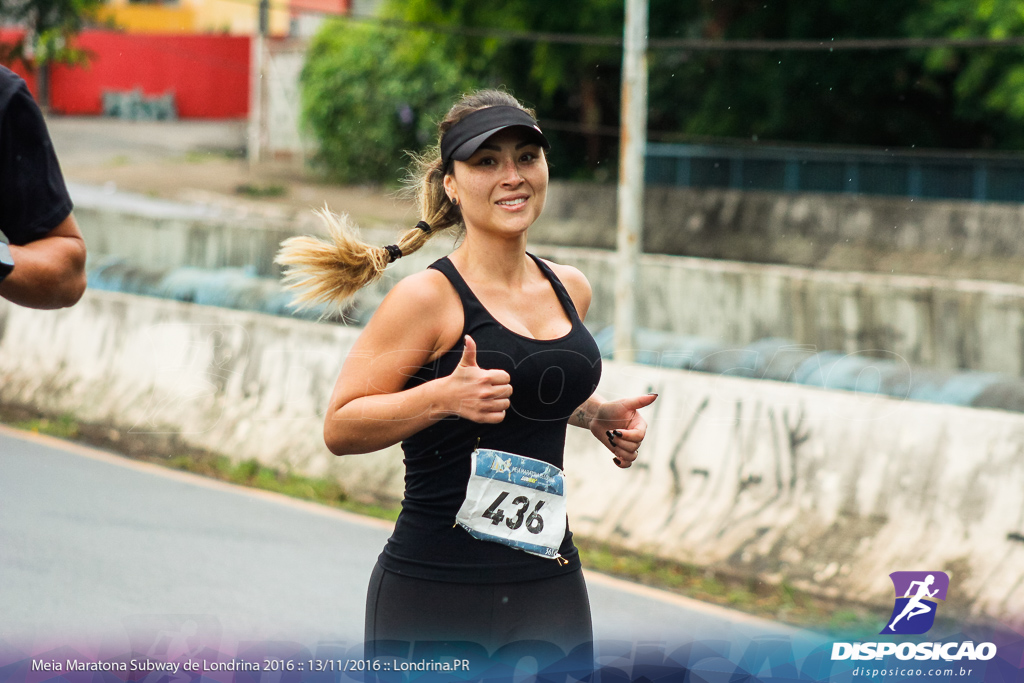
[1,30,249,119]
[0,29,37,93]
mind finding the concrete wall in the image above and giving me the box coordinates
[0,291,405,502]
[540,246,1024,376]
[73,190,1024,376]
[3,290,1024,624]
[569,362,1024,624]
[533,183,1024,284]
[75,203,302,279]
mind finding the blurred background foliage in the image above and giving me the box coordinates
[300,21,478,183]
[0,0,103,67]
[301,0,1024,183]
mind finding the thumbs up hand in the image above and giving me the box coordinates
[442,335,513,424]
[589,393,658,469]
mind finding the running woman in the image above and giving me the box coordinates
[277,89,656,659]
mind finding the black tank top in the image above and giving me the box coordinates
[378,252,603,583]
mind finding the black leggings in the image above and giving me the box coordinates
[364,561,593,661]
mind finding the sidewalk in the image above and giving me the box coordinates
[48,116,416,233]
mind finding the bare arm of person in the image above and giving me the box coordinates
[324,270,513,455]
[0,213,87,309]
[571,392,656,468]
[549,259,658,468]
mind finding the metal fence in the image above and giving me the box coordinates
[646,143,1024,202]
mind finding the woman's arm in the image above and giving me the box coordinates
[324,271,512,455]
[550,261,658,467]
[569,394,602,430]
[571,392,657,468]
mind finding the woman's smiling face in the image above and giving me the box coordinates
[444,127,549,238]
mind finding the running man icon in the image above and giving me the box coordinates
[881,571,950,635]
[889,574,938,629]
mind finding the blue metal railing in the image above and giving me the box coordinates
[646,143,1024,203]
[86,257,333,322]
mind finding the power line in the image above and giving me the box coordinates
[338,14,1024,52]
[648,36,1024,51]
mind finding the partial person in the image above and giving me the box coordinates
[0,65,86,309]
[277,90,656,664]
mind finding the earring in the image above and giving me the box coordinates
[451,196,460,206]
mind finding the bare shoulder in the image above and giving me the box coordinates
[539,258,592,321]
[328,267,461,414]
[386,268,454,308]
[366,267,463,359]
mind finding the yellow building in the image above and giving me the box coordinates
[98,0,291,36]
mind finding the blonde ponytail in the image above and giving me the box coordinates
[274,149,458,314]
[275,209,437,312]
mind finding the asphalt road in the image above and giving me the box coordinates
[0,427,819,663]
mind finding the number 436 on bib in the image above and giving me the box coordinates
[455,449,568,559]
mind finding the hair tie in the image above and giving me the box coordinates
[384,244,402,263]
[415,221,431,233]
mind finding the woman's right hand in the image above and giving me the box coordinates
[441,335,512,423]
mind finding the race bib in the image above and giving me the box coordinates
[455,449,567,559]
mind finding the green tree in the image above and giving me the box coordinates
[301,19,477,183]
[390,0,1024,156]
[310,0,1024,183]
[908,0,1024,147]
[646,0,979,150]
[383,0,626,176]
[1,0,102,105]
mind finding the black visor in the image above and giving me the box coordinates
[440,106,550,167]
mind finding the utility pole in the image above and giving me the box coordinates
[615,0,648,362]
[248,0,270,167]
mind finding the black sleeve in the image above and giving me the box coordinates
[0,73,74,246]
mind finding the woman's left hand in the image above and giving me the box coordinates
[589,394,658,468]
